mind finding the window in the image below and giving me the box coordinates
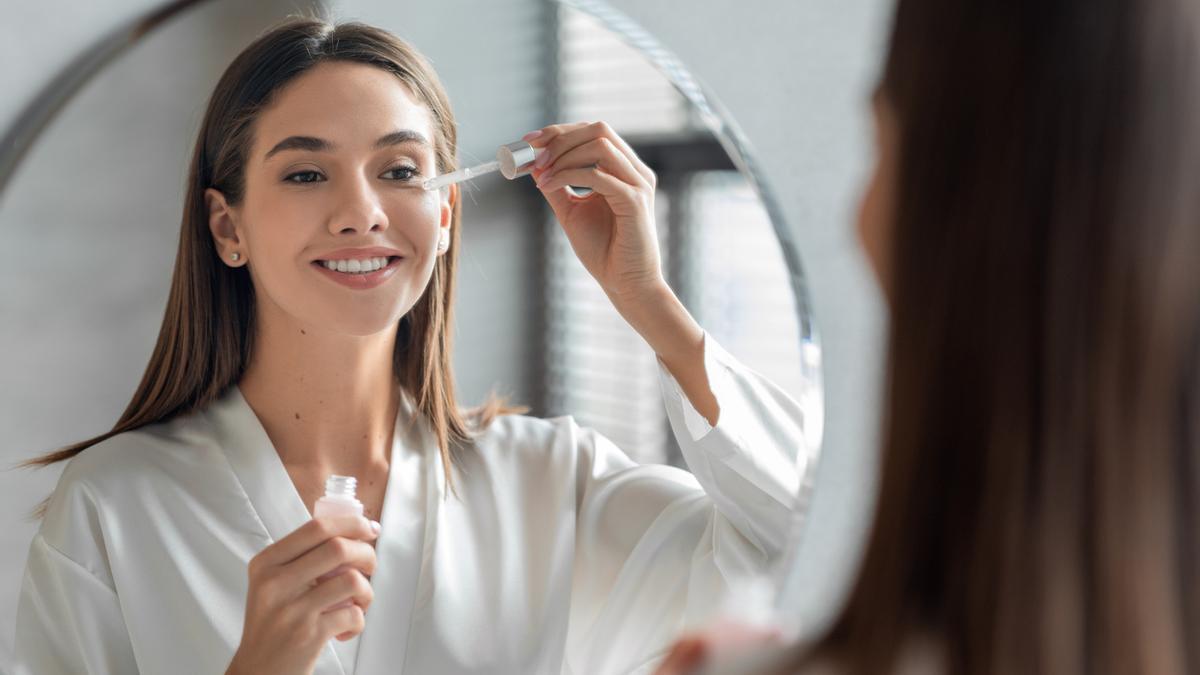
[542,4,814,466]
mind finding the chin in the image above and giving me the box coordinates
[295,299,414,338]
[334,311,411,337]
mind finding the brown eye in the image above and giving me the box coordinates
[383,165,420,181]
[284,170,324,184]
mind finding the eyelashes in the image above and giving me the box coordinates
[283,170,322,184]
[282,165,422,185]
[382,165,421,182]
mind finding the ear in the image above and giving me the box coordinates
[205,187,246,266]
[439,183,457,226]
[438,183,457,241]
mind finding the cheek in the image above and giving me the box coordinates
[244,197,309,259]
[387,189,444,244]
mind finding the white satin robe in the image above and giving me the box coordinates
[13,332,809,675]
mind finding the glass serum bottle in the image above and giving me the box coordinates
[313,475,364,519]
[313,475,365,609]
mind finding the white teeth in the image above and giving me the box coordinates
[320,256,392,274]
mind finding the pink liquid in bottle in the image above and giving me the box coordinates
[312,475,363,610]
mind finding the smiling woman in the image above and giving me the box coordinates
[12,15,808,675]
[206,60,456,346]
[21,28,500,494]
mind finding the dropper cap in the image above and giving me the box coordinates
[422,140,545,190]
[496,141,540,179]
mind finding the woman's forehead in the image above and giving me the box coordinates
[254,61,436,158]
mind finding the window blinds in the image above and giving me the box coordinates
[544,5,813,466]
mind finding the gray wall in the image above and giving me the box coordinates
[0,0,891,658]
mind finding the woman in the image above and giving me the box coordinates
[12,17,808,675]
[658,0,1200,673]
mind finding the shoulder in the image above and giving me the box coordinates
[39,409,223,551]
[459,410,633,478]
[462,410,580,465]
[470,409,567,443]
[51,409,215,500]
[459,411,642,491]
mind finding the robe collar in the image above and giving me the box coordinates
[208,383,438,675]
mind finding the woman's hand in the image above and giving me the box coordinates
[225,515,380,675]
[524,122,665,304]
[654,621,785,675]
[525,121,720,423]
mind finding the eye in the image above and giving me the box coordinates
[383,165,420,181]
[284,170,324,184]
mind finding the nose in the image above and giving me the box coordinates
[328,173,389,235]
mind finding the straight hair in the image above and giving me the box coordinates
[804,0,1200,672]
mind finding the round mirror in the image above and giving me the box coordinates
[0,0,823,657]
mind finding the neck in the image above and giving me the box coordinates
[238,300,401,473]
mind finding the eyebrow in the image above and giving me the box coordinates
[263,130,431,161]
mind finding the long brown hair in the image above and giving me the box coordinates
[22,17,526,515]
[802,0,1200,673]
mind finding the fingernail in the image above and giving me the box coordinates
[535,152,551,168]
[522,130,544,141]
[369,520,381,535]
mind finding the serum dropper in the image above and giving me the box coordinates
[422,140,544,191]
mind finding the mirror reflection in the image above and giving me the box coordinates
[0,1,821,672]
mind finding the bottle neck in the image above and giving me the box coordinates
[323,474,358,500]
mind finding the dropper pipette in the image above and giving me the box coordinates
[422,160,501,190]
[422,140,544,191]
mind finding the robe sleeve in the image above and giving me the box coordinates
[564,330,809,675]
[12,534,139,675]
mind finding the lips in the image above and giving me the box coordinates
[311,255,404,290]
[315,256,401,273]
[312,246,405,262]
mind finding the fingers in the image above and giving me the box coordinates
[536,137,648,190]
[253,516,378,571]
[524,121,590,149]
[535,165,637,204]
[525,121,656,187]
[654,637,709,675]
[283,535,378,591]
[303,568,375,615]
[317,604,366,643]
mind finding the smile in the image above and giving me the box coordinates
[318,256,398,274]
[311,256,404,290]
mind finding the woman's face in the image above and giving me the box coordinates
[208,61,454,337]
[855,88,898,303]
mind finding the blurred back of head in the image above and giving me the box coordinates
[810,0,1200,673]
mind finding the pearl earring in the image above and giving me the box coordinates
[230,252,240,262]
